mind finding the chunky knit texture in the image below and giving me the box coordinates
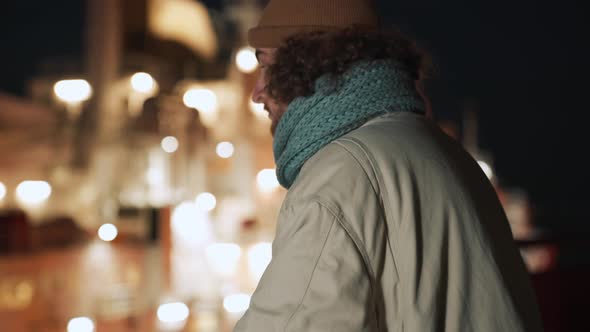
[274,60,425,188]
[248,0,379,47]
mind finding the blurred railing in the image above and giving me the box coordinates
[517,233,590,332]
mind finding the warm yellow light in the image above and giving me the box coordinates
[67,317,94,332]
[195,192,216,212]
[16,181,51,205]
[248,242,272,282]
[236,47,258,73]
[223,293,251,314]
[157,302,189,323]
[256,169,280,193]
[182,88,218,114]
[54,79,92,103]
[161,136,179,153]
[0,182,6,201]
[477,160,493,180]
[149,0,218,59]
[98,223,118,242]
[131,72,156,93]
[195,311,219,330]
[206,243,242,278]
[216,141,234,159]
[15,280,33,306]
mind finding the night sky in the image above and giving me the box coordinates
[1,1,588,230]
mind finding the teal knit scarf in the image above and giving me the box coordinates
[273,59,426,189]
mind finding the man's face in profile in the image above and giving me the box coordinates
[252,48,288,136]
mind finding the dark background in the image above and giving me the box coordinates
[1,0,588,231]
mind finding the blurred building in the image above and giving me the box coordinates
[1,1,283,331]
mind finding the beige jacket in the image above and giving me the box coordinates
[235,112,543,331]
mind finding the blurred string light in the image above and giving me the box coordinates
[477,160,493,180]
[0,182,6,201]
[67,317,94,332]
[248,242,272,282]
[130,72,156,93]
[16,181,51,205]
[54,79,92,103]
[236,47,258,73]
[98,223,118,242]
[216,142,234,158]
[206,243,242,278]
[161,136,179,153]
[183,88,218,114]
[256,169,280,193]
[195,192,216,212]
[223,293,251,314]
[157,302,190,323]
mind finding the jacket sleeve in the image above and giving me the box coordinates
[234,199,378,332]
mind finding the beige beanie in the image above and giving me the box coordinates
[248,0,380,48]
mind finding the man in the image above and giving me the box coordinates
[235,0,543,331]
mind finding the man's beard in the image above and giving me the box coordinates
[268,107,282,137]
[266,102,287,137]
[270,119,278,136]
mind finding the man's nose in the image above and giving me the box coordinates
[252,75,266,104]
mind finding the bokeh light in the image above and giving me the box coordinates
[157,302,189,323]
[54,79,92,103]
[146,167,165,186]
[16,181,51,205]
[248,242,272,282]
[67,317,94,332]
[0,182,6,201]
[183,88,218,114]
[249,99,266,118]
[130,72,155,93]
[216,142,234,159]
[206,243,242,278]
[256,169,280,193]
[195,192,216,212]
[161,136,179,153]
[236,47,258,73]
[172,202,213,246]
[98,223,118,242]
[223,293,251,314]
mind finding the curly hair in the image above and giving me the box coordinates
[266,26,430,104]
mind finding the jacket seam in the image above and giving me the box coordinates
[322,201,382,332]
[283,197,378,285]
[337,135,481,331]
[285,195,377,287]
[318,143,387,331]
[333,140,380,197]
[316,200,377,282]
[335,137,402,282]
[283,214,337,331]
[281,198,380,331]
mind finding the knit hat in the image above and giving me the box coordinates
[248,0,380,48]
